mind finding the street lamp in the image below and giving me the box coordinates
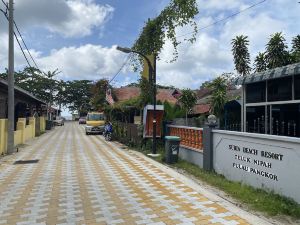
[116,46,158,155]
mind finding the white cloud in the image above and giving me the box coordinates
[156,0,299,89]
[13,0,114,37]
[37,44,127,81]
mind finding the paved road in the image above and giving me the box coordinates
[0,122,251,225]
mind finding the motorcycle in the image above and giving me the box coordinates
[104,131,112,141]
[104,123,113,141]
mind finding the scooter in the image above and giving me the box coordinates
[104,123,113,141]
[104,131,112,141]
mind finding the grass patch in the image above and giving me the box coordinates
[118,136,300,219]
[172,159,300,218]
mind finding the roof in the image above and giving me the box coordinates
[236,62,300,85]
[113,87,178,104]
[193,104,210,114]
[0,79,46,104]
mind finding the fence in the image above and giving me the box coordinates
[0,116,46,155]
[113,122,142,146]
[168,125,203,151]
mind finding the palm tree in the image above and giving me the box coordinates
[231,35,251,76]
[291,35,300,63]
[265,32,290,69]
[254,52,267,72]
[207,76,227,120]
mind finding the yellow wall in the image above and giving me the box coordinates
[0,119,7,155]
[0,117,41,155]
[40,117,45,132]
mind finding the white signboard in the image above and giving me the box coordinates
[213,130,300,204]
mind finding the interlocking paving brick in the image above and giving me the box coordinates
[0,123,251,225]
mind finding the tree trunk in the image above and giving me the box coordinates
[185,110,188,126]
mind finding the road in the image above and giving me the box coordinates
[0,122,252,225]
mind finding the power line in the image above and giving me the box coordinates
[0,8,33,68]
[177,0,268,39]
[109,54,132,84]
[1,0,40,69]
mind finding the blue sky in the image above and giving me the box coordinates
[0,0,299,91]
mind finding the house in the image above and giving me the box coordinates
[0,79,47,121]
[113,87,178,104]
[236,62,300,137]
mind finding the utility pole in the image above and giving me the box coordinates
[7,0,14,154]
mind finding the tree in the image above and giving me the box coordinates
[206,74,228,122]
[64,80,93,115]
[231,35,251,76]
[91,79,111,111]
[291,35,300,63]
[139,77,152,107]
[132,0,198,69]
[265,32,290,69]
[178,89,197,125]
[163,101,185,121]
[254,52,267,72]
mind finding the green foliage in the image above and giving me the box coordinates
[163,101,185,121]
[206,74,228,120]
[139,77,152,107]
[132,0,198,68]
[231,35,251,76]
[64,80,93,114]
[291,35,300,63]
[254,52,267,73]
[0,67,64,105]
[173,159,300,218]
[91,79,111,111]
[265,32,290,69]
[179,89,197,124]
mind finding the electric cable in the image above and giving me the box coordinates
[0,8,33,68]
[1,0,40,69]
[109,54,132,84]
[177,0,268,39]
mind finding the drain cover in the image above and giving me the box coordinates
[14,160,39,165]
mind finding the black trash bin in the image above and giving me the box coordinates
[45,120,53,130]
[165,136,181,164]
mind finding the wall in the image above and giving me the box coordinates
[179,146,203,168]
[212,130,300,204]
[0,117,44,155]
[0,119,7,155]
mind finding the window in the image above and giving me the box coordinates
[271,104,300,137]
[295,76,300,100]
[246,82,266,103]
[87,114,105,121]
[246,106,266,133]
[267,77,292,102]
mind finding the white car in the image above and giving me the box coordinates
[54,117,65,126]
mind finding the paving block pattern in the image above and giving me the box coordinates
[0,123,250,225]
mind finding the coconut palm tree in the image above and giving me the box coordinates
[291,35,300,63]
[265,32,290,69]
[231,35,251,76]
[254,52,267,72]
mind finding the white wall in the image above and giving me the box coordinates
[212,130,300,204]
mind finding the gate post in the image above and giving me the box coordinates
[203,115,217,171]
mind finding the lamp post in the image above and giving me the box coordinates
[116,46,157,155]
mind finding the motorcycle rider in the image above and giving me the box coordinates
[104,120,113,139]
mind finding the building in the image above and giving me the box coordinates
[236,62,300,137]
[0,79,48,128]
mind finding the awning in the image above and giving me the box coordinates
[235,62,300,85]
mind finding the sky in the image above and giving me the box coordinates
[0,0,299,110]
